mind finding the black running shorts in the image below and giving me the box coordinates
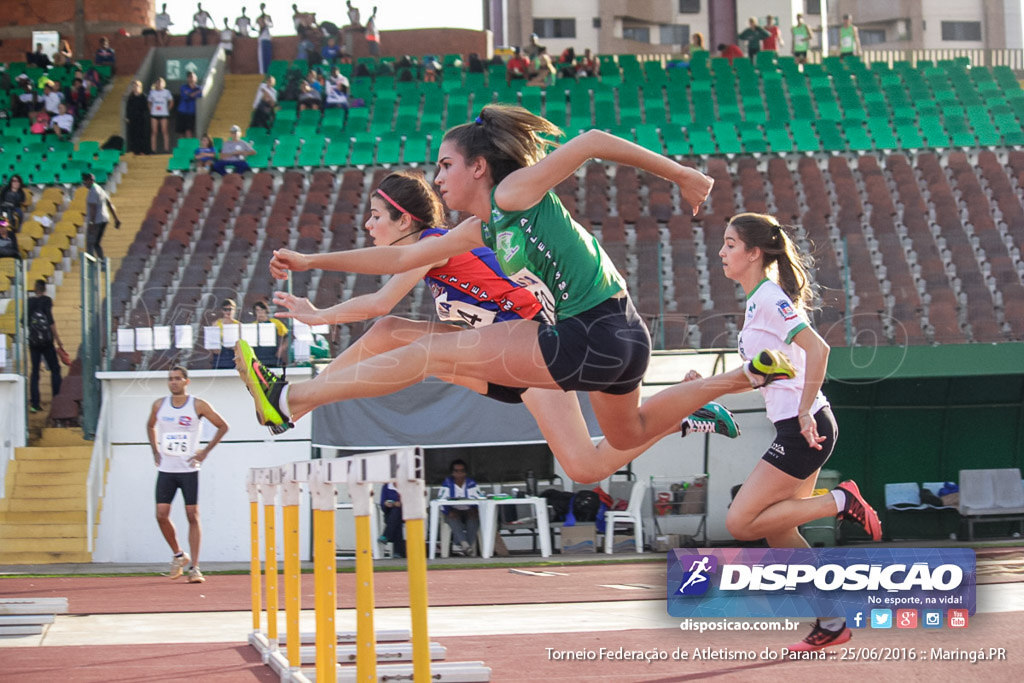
[761,406,838,480]
[537,295,651,395]
[485,383,527,404]
[156,470,199,506]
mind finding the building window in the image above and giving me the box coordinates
[941,21,981,41]
[860,29,886,45]
[678,0,700,13]
[806,0,821,15]
[533,18,576,39]
[623,26,651,43]
[660,25,690,46]
[593,18,601,29]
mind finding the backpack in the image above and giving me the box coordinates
[28,308,53,347]
[572,490,601,523]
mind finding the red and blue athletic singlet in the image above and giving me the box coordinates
[419,227,548,328]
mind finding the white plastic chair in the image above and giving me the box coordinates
[603,480,647,554]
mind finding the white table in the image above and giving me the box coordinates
[428,498,488,560]
[480,497,553,559]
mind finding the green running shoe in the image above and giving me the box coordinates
[235,340,293,435]
[745,349,796,387]
[681,402,740,438]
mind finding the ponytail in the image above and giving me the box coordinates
[729,212,818,310]
[442,104,562,185]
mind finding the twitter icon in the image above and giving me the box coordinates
[871,609,892,629]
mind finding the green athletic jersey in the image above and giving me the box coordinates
[480,189,626,321]
[792,24,811,51]
[839,26,856,54]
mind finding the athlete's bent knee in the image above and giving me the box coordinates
[725,512,761,541]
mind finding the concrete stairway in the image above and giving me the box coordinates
[207,74,264,139]
[0,429,99,564]
[78,76,133,146]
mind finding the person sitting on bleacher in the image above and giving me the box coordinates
[324,76,349,114]
[467,53,485,74]
[0,175,27,230]
[26,43,52,69]
[66,77,90,117]
[211,125,255,175]
[50,103,75,141]
[29,110,50,136]
[576,48,598,78]
[0,213,21,260]
[297,80,322,112]
[95,37,116,67]
[321,36,342,65]
[506,47,529,84]
[440,459,483,557]
[41,81,64,117]
[194,134,217,170]
[250,77,277,131]
[13,77,36,118]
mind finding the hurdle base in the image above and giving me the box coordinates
[295,661,493,682]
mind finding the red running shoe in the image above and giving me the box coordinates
[787,619,852,652]
[836,480,882,541]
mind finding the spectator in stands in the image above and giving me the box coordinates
[27,279,64,414]
[506,47,529,84]
[220,18,236,68]
[421,55,441,83]
[95,37,116,67]
[213,299,240,369]
[235,7,253,36]
[13,78,37,118]
[251,75,277,130]
[292,3,318,34]
[329,66,349,91]
[762,15,783,53]
[792,14,812,64]
[257,3,274,75]
[718,42,745,64]
[0,215,20,260]
[297,80,322,111]
[379,483,405,558]
[557,47,576,79]
[30,110,50,136]
[676,32,707,67]
[125,80,151,155]
[321,36,342,65]
[83,171,121,260]
[189,3,215,46]
[194,134,217,170]
[27,43,52,69]
[50,103,75,140]
[41,81,64,117]
[252,300,288,366]
[467,52,485,74]
[525,33,545,63]
[66,77,90,117]
[576,48,598,78]
[145,3,173,46]
[325,75,349,117]
[838,14,861,59]
[53,40,75,69]
[148,77,174,154]
[345,0,361,28]
[0,175,27,229]
[211,125,256,175]
[365,6,380,56]
[440,459,482,556]
[296,32,317,62]
[528,47,556,87]
[738,17,770,59]
[177,71,202,139]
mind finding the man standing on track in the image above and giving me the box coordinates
[147,366,229,584]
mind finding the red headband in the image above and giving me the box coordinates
[376,189,424,223]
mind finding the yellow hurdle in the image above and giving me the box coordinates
[246,477,261,634]
[281,476,302,669]
[262,479,280,645]
[405,517,431,682]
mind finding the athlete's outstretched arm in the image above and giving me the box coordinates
[274,268,427,325]
[495,129,714,215]
[270,218,483,279]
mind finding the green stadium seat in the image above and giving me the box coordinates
[816,121,846,152]
[688,127,715,156]
[545,95,568,128]
[271,137,300,168]
[376,135,401,165]
[446,94,469,126]
[297,136,326,166]
[896,123,924,149]
[842,120,872,151]
[248,148,270,170]
[867,117,898,150]
[711,122,741,155]
[349,133,376,167]
[635,124,663,154]
[790,120,819,152]
[324,138,350,166]
[765,121,794,153]
[737,121,766,153]
[402,134,429,165]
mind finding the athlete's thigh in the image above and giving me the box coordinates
[729,460,810,524]
[522,388,592,451]
[421,318,560,389]
[323,317,464,378]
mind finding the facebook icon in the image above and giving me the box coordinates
[846,609,867,629]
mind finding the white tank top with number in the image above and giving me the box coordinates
[155,396,203,473]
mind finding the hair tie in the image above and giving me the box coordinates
[474,115,484,125]
[376,189,424,223]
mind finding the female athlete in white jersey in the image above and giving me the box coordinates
[711,212,881,651]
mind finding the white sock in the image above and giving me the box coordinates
[819,617,846,632]
[279,384,291,420]
[742,364,760,388]
[174,551,184,557]
[831,489,846,513]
